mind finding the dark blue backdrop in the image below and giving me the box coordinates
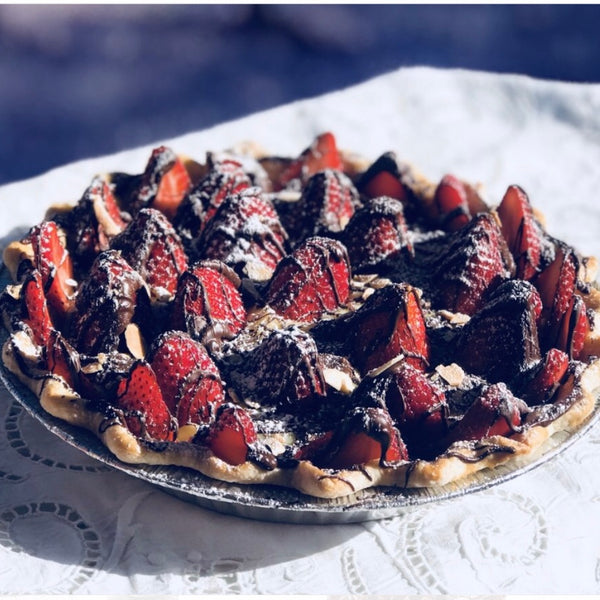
[2,4,599,185]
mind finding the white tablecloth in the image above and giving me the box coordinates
[1,67,600,595]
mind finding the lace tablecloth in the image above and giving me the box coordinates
[1,67,600,595]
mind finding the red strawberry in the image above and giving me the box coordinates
[556,293,590,360]
[314,406,408,469]
[45,329,79,389]
[206,403,258,465]
[497,185,543,280]
[135,146,192,220]
[29,220,76,320]
[432,213,514,315]
[342,196,413,272]
[228,327,326,410]
[291,169,359,241]
[379,361,447,446]
[347,283,429,374]
[267,237,351,324]
[20,270,53,346]
[61,177,128,270]
[175,366,225,426]
[432,174,471,231]
[71,250,144,355]
[456,280,542,384]
[173,161,252,245]
[115,360,175,441]
[197,188,288,280]
[111,208,188,297]
[149,330,218,414]
[357,152,410,203]
[278,132,343,189]
[446,383,527,444]
[171,260,246,345]
[521,348,570,405]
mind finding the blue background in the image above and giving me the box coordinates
[2,4,599,185]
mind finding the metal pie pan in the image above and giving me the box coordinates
[1,328,599,524]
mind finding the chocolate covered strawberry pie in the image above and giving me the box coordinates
[2,132,600,500]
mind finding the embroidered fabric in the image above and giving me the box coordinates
[1,67,600,594]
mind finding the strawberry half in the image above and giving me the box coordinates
[111,207,188,298]
[45,329,79,389]
[456,279,542,384]
[136,146,192,220]
[290,169,359,242]
[342,196,413,273]
[175,365,225,426]
[115,360,175,441]
[356,152,410,204]
[206,403,258,465]
[149,330,219,415]
[314,406,408,469]
[432,174,471,231]
[197,188,288,280]
[173,160,251,245]
[497,185,543,280]
[267,236,351,324]
[446,383,527,444]
[171,260,246,345]
[278,132,343,189]
[71,250,144,355]
[30,220,76,321]
[520,348,570,405]
[20,270,53,346]
[347,283,429,374]
[432,212,514,315]
[60,176,128,270]
[556,293,590,360]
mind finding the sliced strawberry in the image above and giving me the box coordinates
[20,270,53,346]
[148,330,218,415]
[432,213,514,315]
[173,161,251,245]
[115,360,175,441]
[171,260,246,345]
[456,280,542,384]
[30,220,76,320]
[315,406,408,469]
[278,132,343,189]
[342,196,413,272]
[446,383,527,444]
[356,152,410,203]
[206,403,258,465]
[370,361,447,448]
[60,177,128,270]
[290,169,359,242]
[267,237,351,324]
[45,329,79,389]
[497,185,543,280]
[175,366,225,426]
[556,293,590,360]
[133,146,192,220]
[111,207,188,297]
[71,250,144,355]
[432,174,471,231]
[197,188,288,280]
[520,348,570,405]
[347,283,429,374]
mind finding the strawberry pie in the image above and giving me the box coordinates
[2,133,600,499]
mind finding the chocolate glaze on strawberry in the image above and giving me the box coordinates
[71,250,144,355]
[342,196,413,273]
[196,187,288,281]
[111,207,188,299]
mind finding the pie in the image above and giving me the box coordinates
[2,132,600,500]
